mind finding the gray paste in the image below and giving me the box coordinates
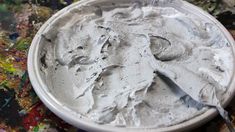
[39,0,234,128]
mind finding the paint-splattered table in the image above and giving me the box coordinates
[0,0,234,132]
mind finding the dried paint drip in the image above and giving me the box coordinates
[39,0,234,129]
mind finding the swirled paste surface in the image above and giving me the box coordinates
[40,0,234,128]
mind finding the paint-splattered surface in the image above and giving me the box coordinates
[0,0,234,132]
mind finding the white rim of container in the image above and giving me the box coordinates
[28,0,235,131]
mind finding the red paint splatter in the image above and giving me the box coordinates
[22,102,45,130]
[45,112,72,129]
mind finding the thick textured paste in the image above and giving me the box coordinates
[40,0,234,128]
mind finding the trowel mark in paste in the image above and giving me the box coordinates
[149,35,186,61]
[75,65,124,99]
[68,56,96,68]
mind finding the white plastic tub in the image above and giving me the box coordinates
[28,0,235,131]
